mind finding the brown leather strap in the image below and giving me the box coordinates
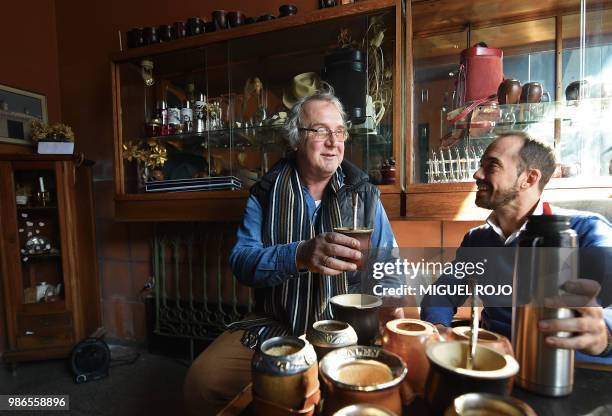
[448,94,496,125]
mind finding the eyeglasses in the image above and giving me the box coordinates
[298,127,349,142]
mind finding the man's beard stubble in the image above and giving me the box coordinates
[475,182,520,210]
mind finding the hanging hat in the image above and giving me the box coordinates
[282,72,322,109]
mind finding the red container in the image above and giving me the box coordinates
[457,45,503,106]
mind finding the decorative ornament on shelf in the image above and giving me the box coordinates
[122,140,168,186]
[337,28,359,49]
[362,15,391,129]
[31,120,76,154]
[122,140,167,168]
[141,59,155,86]
[146,140,167,168]
[31,120,75,142]
[122,141,146,163]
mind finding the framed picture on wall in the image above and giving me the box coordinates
[0,84,48,145]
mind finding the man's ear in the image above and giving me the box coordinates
[521,168,542,189]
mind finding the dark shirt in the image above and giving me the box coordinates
[420,205,612,360]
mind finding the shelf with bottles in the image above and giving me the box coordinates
[137,123,286,147]
[14,172,56,210]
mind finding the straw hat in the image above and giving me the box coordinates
[282,72,322,109]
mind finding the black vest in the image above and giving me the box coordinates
[251,158,379,231]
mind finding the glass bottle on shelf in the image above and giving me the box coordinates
[195,92,207,133]
[181,83,195,133]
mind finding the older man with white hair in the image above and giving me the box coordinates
[184,92,400,414]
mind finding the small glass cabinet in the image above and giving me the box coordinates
[0,155,100,363]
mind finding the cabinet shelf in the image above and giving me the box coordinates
[112,0,396,62]
[141,124,285,148]
[114,185,401,222]
[17,206,58,211]
[22,252,62,260]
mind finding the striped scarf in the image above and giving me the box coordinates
[231,160,349,348]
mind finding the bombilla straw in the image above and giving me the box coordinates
[467,277,479,370]
[352,192,358,230]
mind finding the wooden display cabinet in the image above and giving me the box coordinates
[111,0,407,221]
[0,154,100,363]
[408,0,612,220]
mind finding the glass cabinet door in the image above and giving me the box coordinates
[412,3,612,185]
[13,168,65,307]
[115,6,398,195]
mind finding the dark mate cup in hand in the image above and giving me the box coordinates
[333,227,372,270]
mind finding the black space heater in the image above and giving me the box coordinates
[69,336,111,384]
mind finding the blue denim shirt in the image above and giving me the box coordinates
[421,206,612,360]
[230,188,397,289]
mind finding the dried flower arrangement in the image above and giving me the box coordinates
[31,120,75,142]
[122,140,167,168]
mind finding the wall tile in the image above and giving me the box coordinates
[442,221,483,248]
[391,220,442,247]
[131,302,147,343]
[107,296,134,340]
[93,180,115,220]
[101,299,117,337]
[97,220,130,261]
[130,260,152,298]
[101,260,133,300]
[128,223,153,262]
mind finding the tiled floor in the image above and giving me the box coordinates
[0,345,188,416]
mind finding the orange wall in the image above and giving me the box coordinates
[0,2,62,125]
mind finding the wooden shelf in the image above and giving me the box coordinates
[114,184,403,221]
[112,0,396,62]
[17,206,58,211]
[115,190,249,222]
[22,252,61,260]
[411,0,612,37]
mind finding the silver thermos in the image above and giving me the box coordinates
[512,214,578,396]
